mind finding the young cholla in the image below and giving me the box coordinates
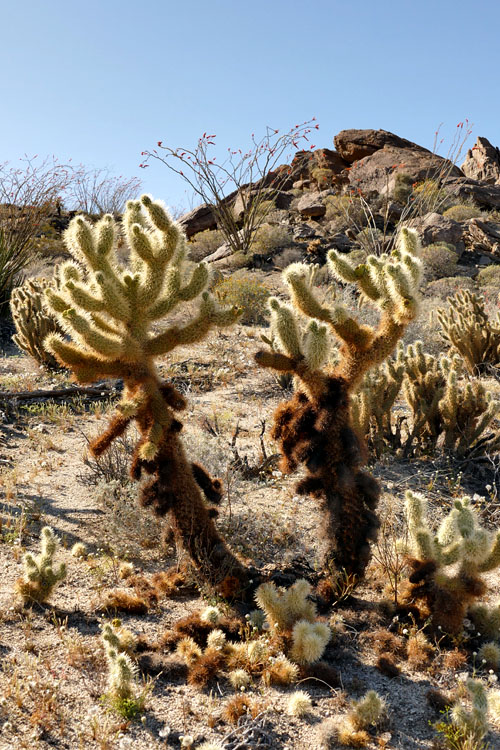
[437,289,500,374]
[255,228,422,577]
[102,621,138,703]
[11,278,64,369]
[255,579,331,664]
[350,350,405,457]
[16,526,66,603]
[450,679,489,745]
[43,195,248,586]
[402,490,500,635]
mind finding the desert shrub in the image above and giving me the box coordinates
[391,172,413,205]
[412,179,453,213]
[476,265,500,287]
[355,226,385,254]
[249,223,292,255]
[188,229,225,261]
[443,204,483,222]
[324,193,368,230]
[311,167,335,189]
[10,277,64,368]
[425,276,476,300]
[437,290,500,373]
[274,246,303,269]
[213,274,270,325]
[420,242,458,281]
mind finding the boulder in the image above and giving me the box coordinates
[345,146,462,196]
[461,137,500,185]
[334,129,429,163]
[297,192,326,218]
[290,148,348,182]
[442,177,500,210]
[178,203,217,238]
[293,223,318,240]
[232,188,292,221]
[409,212,465,253]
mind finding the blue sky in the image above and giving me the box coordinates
[2,0,498,212]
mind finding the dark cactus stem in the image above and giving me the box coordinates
[273,375,380,578]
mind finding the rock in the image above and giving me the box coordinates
[297,192,326,218]
[292,179,311,190]
[203,241,233,263]
[334,129,429,163]
[345,146,462,196]
[409,212,465,253]
[290,148,348,181]
[328,232,353,252]
[463,218,500,254]
[461,137,500,185]
[178,203,217,238]
[232,188,292,221]
[441,177,500,209]
[293,224,318,239]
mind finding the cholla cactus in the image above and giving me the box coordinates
[403,491,500,634]
[403,342,500,458]
[469,601,500,640]
[287,690,312,717]
[437,290,500,374]
[290,620,331,664]
[16,526,66,603]
[43,195,247,586]
[350,690,387,730]
[450,679,489,744]
[254,579,316,629]
[254,579,331,664]
[255,227,422,577]
[10,278,64,368]
[102,621,138,702]
[351,349,405,457]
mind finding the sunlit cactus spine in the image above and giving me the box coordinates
[43,195,248,588]
[10,278,64,369]
[403,490,500,635]
[16,526,66,603]
[102,621,138,702]
[255,227,422,579]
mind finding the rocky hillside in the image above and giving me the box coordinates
[179,128,500,276]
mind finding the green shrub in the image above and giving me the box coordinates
[249,223,292,255]
[188,228,225,261]
[324,194,367,229]
[355,227,385,254]
[425,275,476,299]
[213,274,270,325]
[420,242,458,281]
[310,167,335,189]
[443,204,483,222]
[476,265,500,287]
[391,172,413,205]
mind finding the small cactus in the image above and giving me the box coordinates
[10,277,64,369]
[403,491,500,634]
[16,526,66,603]
[450,679,489,743]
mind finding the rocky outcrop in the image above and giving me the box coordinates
[441,177,500,210]
[461,137,500,185]
[290,148,348,180]
[334,129,429,163]
[178,203,217,238]
[346,146,462,196]
[408,212,465,253]
[463,218,500,255]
